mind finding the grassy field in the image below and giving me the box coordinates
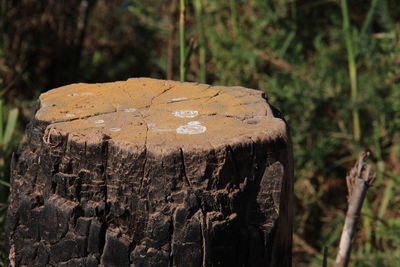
[1,0,400,265]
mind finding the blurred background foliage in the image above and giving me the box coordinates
[0,0,399,265]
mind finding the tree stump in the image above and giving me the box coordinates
[7,78,293,267]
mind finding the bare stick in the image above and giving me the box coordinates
[335,152,376,267]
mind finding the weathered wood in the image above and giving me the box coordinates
[335,152,376,267]
[7,78,293,267]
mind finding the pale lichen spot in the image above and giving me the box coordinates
[110,128,121,132]
[173,110,199,118]
[170,97,188,102]
[147,123,156,129]
[123,108,137,113]
[65,113,75,117]
[94,119,105,124]
[176,121,206,135]
[188,121,201,126]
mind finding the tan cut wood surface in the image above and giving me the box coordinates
[37,78,286,150]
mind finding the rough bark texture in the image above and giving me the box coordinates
[7,78,293,267]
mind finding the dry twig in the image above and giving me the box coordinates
[335,152,376,267]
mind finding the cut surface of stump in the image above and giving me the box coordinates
[7,78,293,267]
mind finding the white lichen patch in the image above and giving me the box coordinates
[147,123,156,129]
[170,97,188,102]
[123,108,137,112]
[173,110,199,118]
[109,128,121,132]
[94,119,105,124]
[176,121,206,135]
[65,113,75,117]
[187,121,201,126]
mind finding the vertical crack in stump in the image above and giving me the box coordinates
[98,134,111,260]
[179,148,192,189]
[179,147,209,267]
[137,109,148,197]
[200,209,208,267]
[226,144,241,186]
[169,211,175,267]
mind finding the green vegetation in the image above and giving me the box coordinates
[0,100,19,263]
[1,0,399,265]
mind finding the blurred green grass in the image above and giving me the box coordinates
[1,0,400,265]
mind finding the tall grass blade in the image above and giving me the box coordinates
[322,246,328,267]
[194,0,206,83]
[378,176,394,218]
[179,0,186,81]
[0,100,3,143]
[184,37,196,67]
[340,0,361,142]
[3,108,18,149]
[363,199,372,253]
[229,0,238,35]
[0,180,10,188]
[361,0,379,37]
